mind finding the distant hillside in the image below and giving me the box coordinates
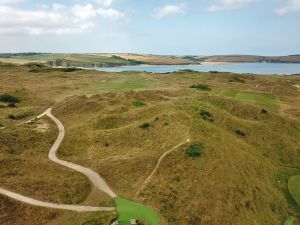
[1,53,300,67]
[204,55,300,63]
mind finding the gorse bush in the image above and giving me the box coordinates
[139,122,150,129]
[229,76,245,83]
[8,114,16,120]
[190,84,211,91]
[8,112,31,120]
[260,109,268,114]
[132,100,145,108]
[0,94,20,103]
[200,110,214,122]
[186,144,203,158]
[235,129,246,137]
[7,103,16,108]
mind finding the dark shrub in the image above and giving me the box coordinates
[186,144,203,158]
[7,103,16,108]
[8,114,16,120]
[235,129,246,137]
[139,123,150,129]
[260,109,268,114]
[132,100,145,108]
[200,110,214,122]
[63,68,81,72]
[190,84,211,91]
[0,122,3,127]
[25,63,45,68]
[0,94,20,103]
[229,77,245,83]
[8,112,30,120]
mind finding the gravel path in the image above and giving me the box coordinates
[0,108,116,212]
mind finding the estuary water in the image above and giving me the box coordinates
[95,63,300,75]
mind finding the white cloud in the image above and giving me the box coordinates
[0,0,24,4]
[152,3,186,20]
[275,0,300,15]
[208,0,256,12]
[52,3,66,12]
[95,0,113,7]
[72,4,97,19]
[97,8,125,20]
[0,3,126,35]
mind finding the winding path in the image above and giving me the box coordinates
[1,107,189,216]
[0,187,114,212]
[41,108,117,198]
[135,139,190,198]
[0,108,116,212]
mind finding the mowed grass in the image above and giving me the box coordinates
[115,197,160,225]
[221,88,278,112]
[288,175,300,207]
[96,74,157,92]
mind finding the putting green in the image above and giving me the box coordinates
[114,197,160,225]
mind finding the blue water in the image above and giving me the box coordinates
[95,63,300,75]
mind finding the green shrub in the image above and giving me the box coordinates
[200,110,214,122]
[8,114,16,120]
[8,112,30,120]
[0,94,20,103]
[260,109,268,114]
[186,144,203,158]
[229,76,245,83]
[235,129,246,137]
[139,123,150,129]
[7,103,16,108]
[0,122,3,127]
[190,84,211,91]
[63,68,81,72]
[132,100,145,108]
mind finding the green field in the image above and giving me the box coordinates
[114,197,160,225]
[95,74,157,92]
[221,88,278,112]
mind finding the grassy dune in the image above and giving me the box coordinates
[0,63,300,225]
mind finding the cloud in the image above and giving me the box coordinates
[72,4,97,19]
[0,3,126,35]
[152,3,186,20]
[208,0,256,12]
[97,8,125,20]
[95,0,113,7]
[0,0,24,4]
[275,0,300,15]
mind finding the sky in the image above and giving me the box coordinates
[0,0,300,55]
